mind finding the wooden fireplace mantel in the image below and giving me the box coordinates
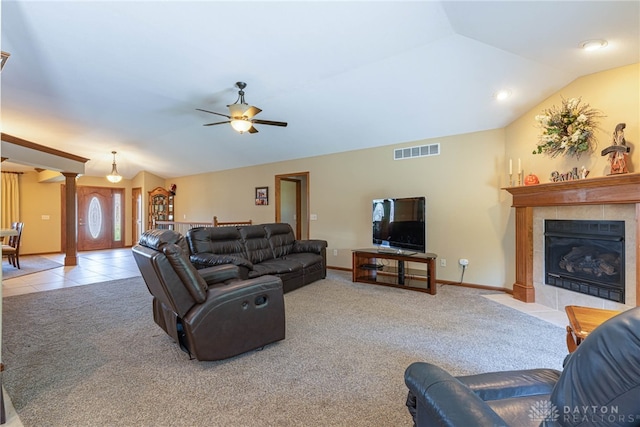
[504,173,640,306]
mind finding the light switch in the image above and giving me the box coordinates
[310,214,318,220]
[41,215,50,220]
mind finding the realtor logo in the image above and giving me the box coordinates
[529,400,560,423]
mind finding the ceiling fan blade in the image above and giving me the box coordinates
[252,119,288,127]
[244,106,262,118]
[203,121,230,126]
[248,126,259,134]
[196,108,231,119]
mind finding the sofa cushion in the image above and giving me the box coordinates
[248,258,303,276]
[187,227,245,258]
[239,225,274,264]
[162,243,208,303]
[139,228,189,254]
[264,223,295,258]
[282,252,324,268]
[292,239,327,254]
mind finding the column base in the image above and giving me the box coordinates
[513,282,535,303]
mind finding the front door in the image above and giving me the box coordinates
[77,186,124,251]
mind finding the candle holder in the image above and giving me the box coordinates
[518,172,522,186]
[509,173,513,187]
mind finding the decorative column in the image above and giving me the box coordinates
[62,172,78,266]
[513,206,535,302]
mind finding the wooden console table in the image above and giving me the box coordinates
[352,249,437,294]
[565,305,621,352]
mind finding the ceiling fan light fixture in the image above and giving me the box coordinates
[228,103,249,118]
[230,119,252,133]
[197,81,286,133]
[106,151,123,183]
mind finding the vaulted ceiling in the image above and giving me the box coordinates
[1,1,638,178]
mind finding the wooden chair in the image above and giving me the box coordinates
[2,222,24,269]
[213,216,252,227]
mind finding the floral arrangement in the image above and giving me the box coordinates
[533,97,603,158]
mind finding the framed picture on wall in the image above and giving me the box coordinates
[255,187,269,205]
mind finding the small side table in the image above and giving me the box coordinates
[565,305,620,353]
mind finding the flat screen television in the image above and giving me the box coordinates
[372,196,426,254]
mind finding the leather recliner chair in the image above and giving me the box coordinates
[132,229,286,361]
[404,307,640,427]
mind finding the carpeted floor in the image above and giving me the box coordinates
[2,271,567,427]
[2,256,63,280]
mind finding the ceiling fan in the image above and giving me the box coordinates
[196,82,288,134]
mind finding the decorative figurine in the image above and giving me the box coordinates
[580,166,589,179]
[550,167,589,182]
[601,123,630,175]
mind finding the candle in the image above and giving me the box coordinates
[509,159,513,174]
[518,158,521,173]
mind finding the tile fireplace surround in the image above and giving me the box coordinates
[505,173,640,310]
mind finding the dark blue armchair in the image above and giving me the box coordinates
[405,307,640,427]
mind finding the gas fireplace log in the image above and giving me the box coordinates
[559,247,619,277]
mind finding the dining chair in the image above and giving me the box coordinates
[2,222,24,269]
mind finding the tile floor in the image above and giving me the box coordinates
[0,249,569,426]
[2,248,141,297]
[482,293,568,328]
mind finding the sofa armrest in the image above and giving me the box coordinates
[292,239,327,254]
[404,362,507,427]
[197,264,240,285]
[190,253,254,270]
[456,368,561,401]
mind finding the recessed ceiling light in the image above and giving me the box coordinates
[580,39,608,51]
[494,89,512,101]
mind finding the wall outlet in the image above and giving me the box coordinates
[459,258,469,266]
[333,249,338,256]
[440,258,446,267]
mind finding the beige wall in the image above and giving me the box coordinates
[504,63,639,290]
[15,63,639,290]
[18,172,64,254]
[505,63,639,181]
[170,128,509,285]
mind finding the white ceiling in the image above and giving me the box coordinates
[1,1,638,179]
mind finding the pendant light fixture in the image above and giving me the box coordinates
[106,151,123,183]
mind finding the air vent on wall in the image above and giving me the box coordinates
[394,143,440,160]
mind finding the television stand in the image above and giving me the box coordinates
[352,249,437,294]
[377,248,417,256]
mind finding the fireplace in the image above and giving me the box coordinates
[544,220,625,303]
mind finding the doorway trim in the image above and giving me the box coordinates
[132,187,142,244]
[275,171,309,239]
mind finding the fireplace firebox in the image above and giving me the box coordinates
[544,220,625,303]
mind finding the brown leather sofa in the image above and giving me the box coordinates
[186,223,327,293]
[132,229,285,361]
